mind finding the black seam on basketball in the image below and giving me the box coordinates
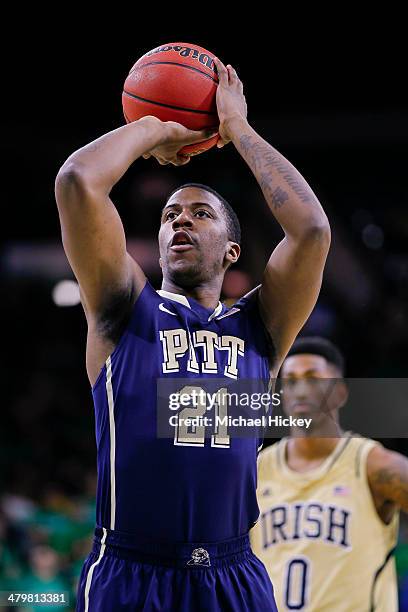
[130,61,218,84]
[122,91,217,115]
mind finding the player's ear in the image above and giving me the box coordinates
[225,242,240,266]
[336,380,349,409]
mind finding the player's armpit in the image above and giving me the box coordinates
[258,226,331,368]
[367,445,408,514]
[55,164,146,316]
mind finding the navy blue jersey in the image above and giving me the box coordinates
[92,280,273,543]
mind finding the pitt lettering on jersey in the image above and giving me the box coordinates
[159,329,245,379]
[261,502,351,549]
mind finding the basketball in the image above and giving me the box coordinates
[122,43,220,156]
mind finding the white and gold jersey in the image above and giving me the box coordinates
[250,435,399,611]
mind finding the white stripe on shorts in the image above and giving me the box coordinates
[84,526,107,612]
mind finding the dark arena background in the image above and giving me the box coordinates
[1,19,407,611]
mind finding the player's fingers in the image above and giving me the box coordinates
[227,65,238,84]
[142,153,151,159]
[176,155,191,166]
[229,66,243,92]
[166,153,187,166]
[184,127,218,144]
[213,57,229,86]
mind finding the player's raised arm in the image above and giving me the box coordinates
[367,445,408,519]
[214,58,331,369]
[55,117,214,317]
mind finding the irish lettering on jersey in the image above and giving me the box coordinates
[260,501,351,549]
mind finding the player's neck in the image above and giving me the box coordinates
[288,422,344,463]
[288,436,342,461]
[160,278,222,310]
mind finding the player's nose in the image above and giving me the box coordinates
[291,379,310,399]
[172,210,194,230]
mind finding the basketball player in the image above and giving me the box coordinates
[251,337,408,611]
[55,55,330,611]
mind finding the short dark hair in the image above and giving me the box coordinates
[286,336,345,375]
[165,183,241,244]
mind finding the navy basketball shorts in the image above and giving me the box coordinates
[76,527,277,611]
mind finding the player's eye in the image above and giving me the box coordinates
[165,211,178,221]
[306,376,320,385]
[195,210,211,218]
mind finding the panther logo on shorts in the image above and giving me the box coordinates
[187,548,211,567]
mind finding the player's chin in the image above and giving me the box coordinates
[168,252,198,268]
[167,249,200,270]
[170,263,198,278]
[286,408,314,420]
[168,262,204,286]
[291,402,319,414]
[168,249,196,260]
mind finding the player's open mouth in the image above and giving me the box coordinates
[170,231,195,251]
[170,244,194,252]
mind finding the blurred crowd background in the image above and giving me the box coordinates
[1,22,407,610]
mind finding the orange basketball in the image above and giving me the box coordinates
[122,43,220,156]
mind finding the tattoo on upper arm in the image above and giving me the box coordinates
[373,458,408,509]
[271,186,289,209]
[258,173,289,210]
[239,134,312,205]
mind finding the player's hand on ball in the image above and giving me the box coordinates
[213,57,247,149]
[142,118,217,166]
